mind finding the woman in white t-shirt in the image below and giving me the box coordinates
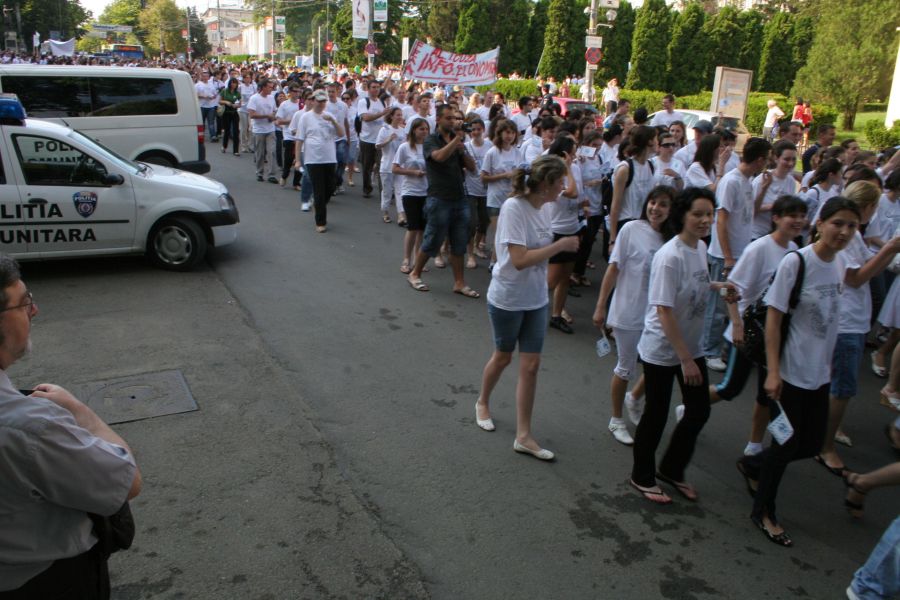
[343,91,360,187]
[631,187,716,505]
[481,119,522,266]
[801,158,842,242]
[594,185,675,446]
[651,131,685,192]
[476,155,579,461]
[817,182,900,476]
[684,133,730,192]
[608,126,658,253]
[464,117,492,267]
[376,107,406,224]
[750,141,799,240]
[392,118,430,274]
[572,132,606,286]
[738,197,858,547]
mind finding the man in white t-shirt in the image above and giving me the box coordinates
[326,81,350,193]
[511,97,533,143]
[247,77,278,183]
[358,80,391,198]
[404,92,435,135]
[195,71,220,142]
[702,138,772,371]
[763,100,785,141]
[275,84,302,188]
[649,94,685,129]
[238,73,257,153]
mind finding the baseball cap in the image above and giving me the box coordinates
[693,120,713,134]
[313,89,328,101]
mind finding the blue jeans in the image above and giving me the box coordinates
[420,195,470,256]
[850,517,900,599]
[300,152,313,204]
[335,140,348,186]
[487,303,549,353]
[702,255,729,358]
[201,106,217,139]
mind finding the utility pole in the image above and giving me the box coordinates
[367,0,373,74]
[186,8,191,61]
[317,25,321,67]
[216,0,221,56]
[271,0,276,63]
[583,0,598,103]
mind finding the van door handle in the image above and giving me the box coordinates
[27,198,48,204]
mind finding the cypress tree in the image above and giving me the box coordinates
[700,5,743,89]
[455,0,492,54]
[597,0,634,86]
[498,0,532,75]
[626,0,671,90]
[737,10,765,86]
[758,11,795,94]
[666,2,707,96]
[527,0,550,77]
[538,0,574,79]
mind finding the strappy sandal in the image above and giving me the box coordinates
[843,472,867,518]
[750,515,792,547]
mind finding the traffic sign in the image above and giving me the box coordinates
[585,35,602,48]
[325,40,334,52]
[365,42,376,54]
[587,64,598,71]
[585,47,602,65]
[181,29,188,39]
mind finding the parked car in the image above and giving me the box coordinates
[649,109,750,152]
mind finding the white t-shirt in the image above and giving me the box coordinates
[800,170,815,191]
[649,110,685,128]
[614,158,655,222]
[651,156,684,189]
[875,194,900,241]
[195,80,219,109]
[838,232,874,334]
[393,142,428,197]
[238,82,257,114]
[464,139,492,197]
[511,113,532,137]
[803,185,839,231]
[346,104,359,142]
[673,141,696,170]
[709,168,754,260]
[487,197,554,311]
[295,110,338,164]
[600,143,620,173]
[247,93,276,134]
[608,220,664,331]
[752,171,798,239]
[357,96,386,143]
[276,100,301,140]
[724,235,797,343]
[543,164,582,235]
[684,162,714,189]
[404,114,435,135]
[325,99,349,142]
[482,146,522,209]
[376,125,404,173]
[722,151,740,175]
[764,107,785,128]
[523,138,544,164]
[764,245,845,389]
[580,154,605,214]
[638,236,710,366]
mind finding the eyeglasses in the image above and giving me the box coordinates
[0,291,34,313]
[660,143,676,148]
[341,97,351,101]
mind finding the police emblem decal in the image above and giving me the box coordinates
[73,191,98,218]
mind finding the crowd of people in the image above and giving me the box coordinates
[2,54,900,598]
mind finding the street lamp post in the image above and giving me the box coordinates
[583,0,618,105]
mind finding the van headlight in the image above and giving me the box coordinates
[218,193,236,212]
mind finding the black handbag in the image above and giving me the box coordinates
[88,502,135,559]
[739,251,805,365]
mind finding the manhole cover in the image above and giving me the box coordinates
[70,369,197,425]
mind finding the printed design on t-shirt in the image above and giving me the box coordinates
[535,226,552,244]
[687,268,710,320]
[741,195,753,225]
[806,283,841,339]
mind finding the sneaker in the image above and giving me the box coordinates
[624,392,644,426]
[279,178,286,187]
[549,316,573,334]
[706,357,727,372]
[743,442,763,456]
[335,186,344,195]
[256,175,264,182]
[301,202,311,212]
[267,176,279,184]
[675,404,685,423]
[609,419,634,445]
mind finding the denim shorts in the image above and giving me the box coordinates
[421,196,470,256]
[830,332,866,398]
[487,303,549,353]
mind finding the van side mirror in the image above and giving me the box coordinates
[103,173,124,185]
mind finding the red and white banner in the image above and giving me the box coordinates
[403,40,499,86]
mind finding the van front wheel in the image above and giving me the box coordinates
[148,217,207,271]
[137,152,177,168]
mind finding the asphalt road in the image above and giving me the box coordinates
[13,144,900,599]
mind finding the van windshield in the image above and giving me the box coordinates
[68,129,140,174]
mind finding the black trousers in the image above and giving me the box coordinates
[274,130,283,168]
[359,140,377,195]
[574,215,602,277]
[221,111,240,154]
[632,358,711,486]
[0,544,109,600]
[281,140,301,185]
[307,163,336,226]
[740,381,829,522]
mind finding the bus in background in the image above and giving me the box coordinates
[104,44,144,60]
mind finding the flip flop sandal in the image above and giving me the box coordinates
[843,473,867,517]
[466,256,477,269]
[655,471,698,502]
[400,262,412,274]
[750,516,792,547]
[834,432,853,447]
[735,460,757,498]
[383,214,392,223]
[453,286,480,299]
[629,480,672,505]
[814,454,848,478]
[408,278,429,292]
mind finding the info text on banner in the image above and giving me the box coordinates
[402,40,499,86]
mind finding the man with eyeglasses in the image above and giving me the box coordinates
[0,256,142,598]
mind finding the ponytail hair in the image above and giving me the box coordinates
[511,155,567,197]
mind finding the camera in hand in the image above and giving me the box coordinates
[460,122,472,134]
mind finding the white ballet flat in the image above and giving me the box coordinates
[475,403,495,431]
[513,440,554,461]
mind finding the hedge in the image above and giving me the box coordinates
[219,54,254,64]
[478,79,838,135]
[862,102,888,113]
[863,121,900,149]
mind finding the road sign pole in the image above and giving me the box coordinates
[583,0,598,103]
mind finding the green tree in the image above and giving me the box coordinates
[526,0,549,76]
[426,0,460,49]
[597,0,634,85]
[538,0,574,79]
[790,14,815,76]
[14,0,90,47]
[626,0,670,90]
[565,0,589,77]
[329,0,406,67]
[793,0,900,129]
[666,2,707,96]
[736,10,764,82]
[497,0,531,75]
[455,0,492,54]
[700,5,742,88]
[188,7,211,57]
[98,0,142,29]
[758,11,794,95]
[138,0,184,56]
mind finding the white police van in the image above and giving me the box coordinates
[0,94,238,270]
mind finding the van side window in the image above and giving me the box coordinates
[1,76,177,117]
[12,135,108,186]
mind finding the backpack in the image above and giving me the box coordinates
[353,97,370,135]
[624,157,654,188]
[739,251,805,365]
[603,158,655,214]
